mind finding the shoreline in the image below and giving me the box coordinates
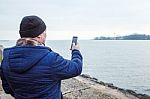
[62,74,150,99]
[80,74,150,99]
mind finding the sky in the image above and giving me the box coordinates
[0,0,150,40]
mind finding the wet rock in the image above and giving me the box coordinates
[80,74,150,99]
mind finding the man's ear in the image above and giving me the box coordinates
[37,34,42,38]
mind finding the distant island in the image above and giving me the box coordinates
[94,33,150,40]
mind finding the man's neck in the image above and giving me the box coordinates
[16,38,45,46]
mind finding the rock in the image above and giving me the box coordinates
[136,94,150,99]
[97,81,105,86]
[90,77,98,82]
[105,83,114,87]
[126,89,136,95]
[0,45,4,62]
[80,74,91,79]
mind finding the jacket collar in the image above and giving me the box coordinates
[16,38,45,46]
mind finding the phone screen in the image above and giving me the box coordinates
[70,36,78,50]
[72,36,78,45]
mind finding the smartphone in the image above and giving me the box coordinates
[70,36,78,50]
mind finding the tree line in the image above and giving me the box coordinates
[94,34,150,40]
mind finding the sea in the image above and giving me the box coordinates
[0,40,150,95]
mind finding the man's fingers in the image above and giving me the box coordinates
[73,43,77,46]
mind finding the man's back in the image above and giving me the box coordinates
[1,45,82,99]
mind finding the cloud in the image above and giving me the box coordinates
[1,0,150,39]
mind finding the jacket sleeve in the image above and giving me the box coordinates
[51,49,83,80]
[1,62,14,97]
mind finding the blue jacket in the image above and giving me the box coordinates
[1,46,82,99]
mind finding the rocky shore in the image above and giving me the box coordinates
[62,74,150,99]
[0,74,150,99]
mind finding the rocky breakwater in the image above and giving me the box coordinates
[62,74,150,99]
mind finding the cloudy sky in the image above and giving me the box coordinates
[0,0,150,40]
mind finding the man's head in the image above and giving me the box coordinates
[19,15,46,44]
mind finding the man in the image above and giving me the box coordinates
[1,15,83,99]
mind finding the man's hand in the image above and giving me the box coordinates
[71,43,80,50]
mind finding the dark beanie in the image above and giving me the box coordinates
[19,15,46,38]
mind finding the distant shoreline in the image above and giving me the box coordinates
[94,34,150,40]
[94,39,150,40]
